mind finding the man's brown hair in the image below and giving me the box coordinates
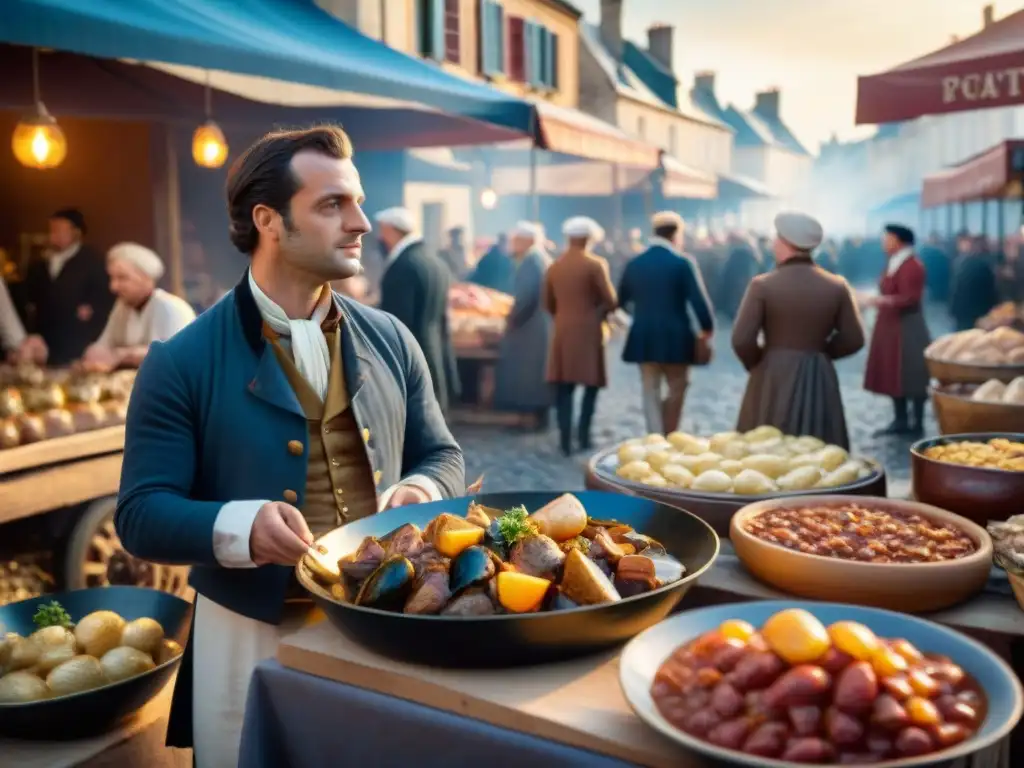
[225,125,354,255]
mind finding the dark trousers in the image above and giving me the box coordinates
[554,383,599,454]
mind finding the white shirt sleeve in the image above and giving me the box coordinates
[377,474,444,512]
[0,278,26,351]
[212,500,268,568]
[94,302,122,349]
[149,294,197,343]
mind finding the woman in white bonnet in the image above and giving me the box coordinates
[80,242,196,371]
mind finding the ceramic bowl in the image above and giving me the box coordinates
[620,600,1023,768]
[729,495,992,612]
[911,433,1024,526]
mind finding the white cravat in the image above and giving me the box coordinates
[886,246,914,277]
[248,271,332,401]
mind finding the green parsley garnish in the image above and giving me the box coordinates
[495,505,538,546]
[33,600,73,630]
[564,535,590,553]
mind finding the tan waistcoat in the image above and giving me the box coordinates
[268,324,378,535]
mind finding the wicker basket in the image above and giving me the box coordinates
[926,355,1024,385]
[930,386,1024,435]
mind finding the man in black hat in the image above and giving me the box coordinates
[863,224,931,436]
[23,208,115,365]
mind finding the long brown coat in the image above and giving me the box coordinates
[864,255,931,398]
[544,249,617,387]
[732,256,865,448]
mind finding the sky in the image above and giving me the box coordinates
[571,0,1024,152]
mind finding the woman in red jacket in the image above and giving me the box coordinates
[863,224,932,436]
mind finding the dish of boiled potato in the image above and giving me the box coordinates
[613,426,875,496]
[0,602,183,704]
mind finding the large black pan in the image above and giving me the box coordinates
[0,586,191,740]
[296,490,719,667]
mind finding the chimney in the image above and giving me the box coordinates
[754,88,781,121]
[600,0,623,61]
[647,23,674,71]
[983,4,994,27]
[694,70,716,94]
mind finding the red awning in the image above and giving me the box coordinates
[532,100,661,169]
[856,9,1024,124]
[921,140,1024,207]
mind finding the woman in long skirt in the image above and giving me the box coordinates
[732,213,865,448]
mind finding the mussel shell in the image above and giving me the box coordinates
[354,555,415,611]
[544,587,579,612]
[613,531,668,558]
[448,545,497,595]
[645,553,685,583]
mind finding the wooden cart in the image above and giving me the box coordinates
[0,426,189,602]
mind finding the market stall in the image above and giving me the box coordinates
[448,283,514,419]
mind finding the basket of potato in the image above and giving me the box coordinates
[0,586,190,740]
[926,328,1024,385]
[585,426,886,538]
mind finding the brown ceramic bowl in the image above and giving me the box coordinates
[931,385,1024,435]
[730,495,993,612]
[925,354,1024,385]
[584,446,887,539]
[911,432,1024,526]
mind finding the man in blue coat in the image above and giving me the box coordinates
[618,211,715,435]
[114,125,465,767]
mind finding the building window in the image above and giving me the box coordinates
[479,0,505,77]
[520,20,558,90]
[444,0,461,64]
[507,16,526,81]
[418,0,460,63]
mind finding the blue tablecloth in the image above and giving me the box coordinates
[238,659,650,768]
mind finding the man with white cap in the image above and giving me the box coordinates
[618,211,714,436]
[544,216,617,454]
[81,242,196,371]
[375,206,458,412]
[732,211,865,448]
[493,221,553,426]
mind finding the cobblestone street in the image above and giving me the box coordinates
[452,298,955,498]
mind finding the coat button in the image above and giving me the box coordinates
[287,440,304,456]
[362,428,370,443]
[283,489,298,503]
[373,470,382,485]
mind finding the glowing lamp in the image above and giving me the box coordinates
[480,187,498,210]
[192,120,229,169]
[12,107,67,170]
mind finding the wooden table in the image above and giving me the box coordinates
[0,680,190,768]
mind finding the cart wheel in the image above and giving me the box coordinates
[64,498,191,596]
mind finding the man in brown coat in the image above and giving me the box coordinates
[732,212,865,448]
[545,216,617,455]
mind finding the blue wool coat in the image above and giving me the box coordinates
[114,273,465,747]
[618,244,715,365]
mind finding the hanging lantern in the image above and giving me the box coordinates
[12,106,67,170]
[191,120,229,169]
[480,187,498,210]
[12,49,66,170]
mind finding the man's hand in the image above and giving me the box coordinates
[16,335,48,364]
[386,484,432,509]
[249,502,314,566]
[81,343,118,373]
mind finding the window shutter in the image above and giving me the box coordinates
[480,0,505,76]
[507,16,525,81]
[430,0,445,61]
[544,29,557,88]
[479,0,492,74]
[493,3,505,75]
[526,21,541,86]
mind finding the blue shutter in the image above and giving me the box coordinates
[522,20,534,84]
[527,21,542,86]
[430,0,445,61]
[480,0,505,76]
[543,28,556,88]
[548,31,559,88]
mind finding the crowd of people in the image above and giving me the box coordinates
[0,208,195,372]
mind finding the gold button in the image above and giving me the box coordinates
[323,426,331,434]
[342,506,349,514]
[362,428,370,443]
[331,458,340,467]
[283,489,298,503]
[373,470,382,485]
[335,488,344,496]
[287,440,303,456]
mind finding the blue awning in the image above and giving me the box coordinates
[4,0,534,134]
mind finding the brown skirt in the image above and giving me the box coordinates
[736,348,850,449]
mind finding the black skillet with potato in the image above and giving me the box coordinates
[297,490,720,667]
[0,586,190,740]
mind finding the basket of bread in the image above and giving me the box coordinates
[931,376,1024,434]
[988,515,1024,612]
[925,327,1024,384]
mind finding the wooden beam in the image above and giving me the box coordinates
[0,454,123,523]
[0,426,124,477]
